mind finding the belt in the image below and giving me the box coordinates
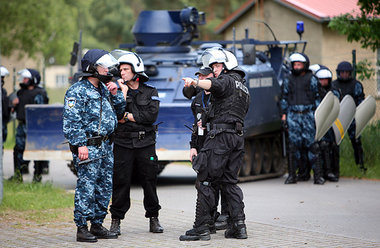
[87,134,114,146]
[211,123,236,130]
[121,130,153,140]
[291,109,311,114]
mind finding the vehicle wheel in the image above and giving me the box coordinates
[271,137,283,173]
[251,140,262,175]
[240,140,252,177]
[261,139,273,174]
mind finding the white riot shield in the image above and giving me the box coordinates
[314,91,340,141]
[355,96,376,139]
[332,95,356,145]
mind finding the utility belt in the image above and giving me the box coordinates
[209,122,244,137]
[69,133,115,155]
[290,109,312,114]
[119,130,154,140]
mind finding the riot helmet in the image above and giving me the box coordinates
[17,68,41,89]
[117,51,149,83]
[336,61,353,81]
[1,66,9,87]
[201,47,238,71]
[289,52,310,75]
[81,49,118,83]
[315,67,332,86]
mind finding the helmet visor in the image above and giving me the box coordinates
[95,54,118,70]
[17,69,32,82]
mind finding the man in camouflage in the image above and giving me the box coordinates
[63,49,126,242]
[280,53,325,185]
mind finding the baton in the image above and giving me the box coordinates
[78,156,106,165]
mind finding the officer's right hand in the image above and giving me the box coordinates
[190,148,198,162]
[78,146,89,161]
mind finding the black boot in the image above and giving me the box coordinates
[285,147,297,184]
[179,226,211,241]
[331,144,340,181]
[110,219,121,235]
[353,138,367,172]
[310,143,325,185]
[215,214,229,230]
[320,141,338,182]
[77,226,97,242]
[90,224,118,239]
[225,220,248,239]
[149,217,164,233]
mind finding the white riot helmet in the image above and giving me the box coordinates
[1,66,9,77]
[315,68,332,79]
[315,68,332,80]
[117,51,149,83]
[201,47,238,70]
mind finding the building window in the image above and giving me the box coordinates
[56,74,68,87]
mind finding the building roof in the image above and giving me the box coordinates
[215,0,362,34]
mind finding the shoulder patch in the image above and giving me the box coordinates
[67,97,76,108]
[151,96,160,101]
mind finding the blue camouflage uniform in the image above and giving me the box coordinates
[280,71,323,183]
[63,79,125,227]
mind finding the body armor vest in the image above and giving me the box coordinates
[332,79,357,100]
[212,71,250,124]
[288,72,315,106]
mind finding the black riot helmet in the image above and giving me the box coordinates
[81,49,118,83]
[336,61,353,81]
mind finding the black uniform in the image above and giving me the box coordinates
[110,83,161,219]
[190,90,229,224]
[191,70,249,232]
[331,77,365,169]
[13,86,49,179]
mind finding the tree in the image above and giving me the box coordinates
[328,0,380,79]
[0,0,80,65]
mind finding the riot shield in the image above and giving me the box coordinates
[314,91,340,141]
[332,95,356,145]
[355,96,376,139]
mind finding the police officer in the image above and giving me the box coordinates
[280,53,325,185]
[313,66,340,182]
[9,68,49,183]
[331,61,365,172]
[1,66,11,147]
[109,51,163,235]
[180,47,250,241]
[189,66,229,231]
[63,49,126,242]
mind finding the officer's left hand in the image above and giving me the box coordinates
[106,81,118,95]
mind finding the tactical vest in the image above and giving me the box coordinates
[212,71,250,124]
[288,72,315,106]
[332,79,357,100]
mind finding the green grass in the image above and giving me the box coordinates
[0,180,74,223]
[339,121,380,179]
[0,180,74,211]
